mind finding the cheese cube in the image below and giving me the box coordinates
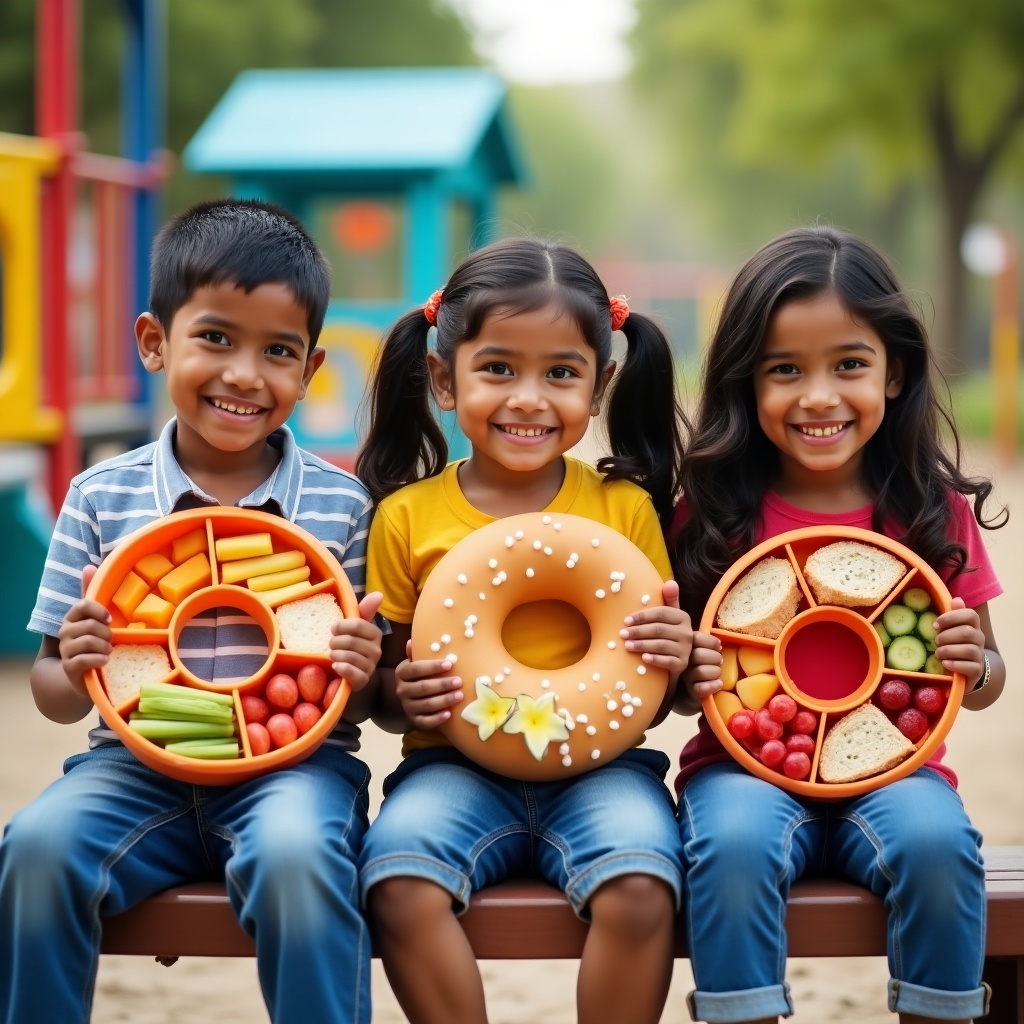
[157,552,212,605]
[133,593,175,629]
[172,529,208,565]
[112,572,149,620]
[215,533,273,562]
[134,552,175,587]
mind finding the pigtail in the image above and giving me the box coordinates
[597,311,687,528]
[355,308,447,505]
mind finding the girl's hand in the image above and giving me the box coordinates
[620,580,694,684]
[57,565,111,699]
[395,640,464,730]
[933,597,987,690]
[329,592,385,692]
[676,630,723,714]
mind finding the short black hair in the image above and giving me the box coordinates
[148,198,331,347]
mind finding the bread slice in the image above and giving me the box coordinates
[818,703,915,783]
[275,592,342,653]
[103,644,172,706]
[716,556,800,640]
[804,540,907,607]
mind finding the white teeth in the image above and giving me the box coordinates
[502,426,548,437]
[799,424,844,437]
[212,398,261,415]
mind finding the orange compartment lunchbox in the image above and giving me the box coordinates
[700,526,965,798]
[84,507,358,785]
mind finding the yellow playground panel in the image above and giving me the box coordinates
[0,133,63,445]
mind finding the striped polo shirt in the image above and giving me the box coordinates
[29,417,372,753]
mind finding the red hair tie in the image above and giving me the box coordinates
[609,295,630,331]
[423,289,444,326]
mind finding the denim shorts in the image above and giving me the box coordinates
[360,746,683,918]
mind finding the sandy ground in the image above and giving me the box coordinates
[1,446,1021,1023]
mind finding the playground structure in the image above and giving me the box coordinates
[183,67,523,465]
[0,0,165,652]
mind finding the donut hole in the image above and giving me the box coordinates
[501,600,592,670]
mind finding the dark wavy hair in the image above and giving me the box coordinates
[357,237,686,526]
[671,225,1006,622]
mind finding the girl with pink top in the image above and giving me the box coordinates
[671,226,1006,1024]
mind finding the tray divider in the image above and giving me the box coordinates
[233,689,253,759]
[784,544,817,608]
[865,567,919,624]
[809,711,829,783]
[206,519,220,586]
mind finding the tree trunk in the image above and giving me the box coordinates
[929,82,1024,371]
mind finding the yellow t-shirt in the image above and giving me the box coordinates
[367,457,672,754]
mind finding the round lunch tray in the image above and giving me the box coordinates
[700,526,965,799]
[84,507,358,785]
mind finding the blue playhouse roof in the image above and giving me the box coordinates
[183,67,521,184]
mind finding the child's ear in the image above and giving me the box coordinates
[135,312,166,372]
[297,346,326,400]
[885,357,905,399]
[590,360,616,415]
[426,351,455,411]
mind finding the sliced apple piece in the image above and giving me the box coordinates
[712,690,744,725]
[735,672,779,712]
[738,646,775,677]
[720,647,739,690]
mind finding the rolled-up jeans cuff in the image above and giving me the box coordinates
[887,978,991,1019]
[686,982,793,1022]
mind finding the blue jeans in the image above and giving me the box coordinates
[361,747,683,916]
[679,763,987,1022]
[0,744,371,1024]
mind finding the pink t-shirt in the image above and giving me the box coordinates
[672,490,1002,795]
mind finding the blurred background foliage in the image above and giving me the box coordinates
[2,0,1024,406]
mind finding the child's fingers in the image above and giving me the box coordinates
[397,675,463,702]
[689,646,723,669]
[395,657,456,684]
[356,590,384,623]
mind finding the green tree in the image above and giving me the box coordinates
[633,0,1024,362]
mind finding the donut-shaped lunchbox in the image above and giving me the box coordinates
[84,507,358,785]
[701,526,965,798]
[412,512,670,781]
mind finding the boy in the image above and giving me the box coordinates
[0,199,383,1024]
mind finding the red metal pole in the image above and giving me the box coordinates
[37,0,82,513]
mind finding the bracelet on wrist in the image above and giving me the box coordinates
[974,653,992,693]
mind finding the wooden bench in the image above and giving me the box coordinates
[102,845,1024,1023]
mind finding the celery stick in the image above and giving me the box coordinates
[128,719,236,741]
[139,681,234,705]
[137,697,235,721]
[165,740,240,759]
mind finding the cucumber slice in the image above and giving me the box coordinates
[882,604,918,638]
[916,611,938,645]
[886,634,927,672]
[924,654,945,676]
[901,587,932,613]
[873,620,892,647]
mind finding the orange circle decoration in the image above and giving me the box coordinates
[701,526,965,798]
[411,513,670,781]
[84,507,359,785]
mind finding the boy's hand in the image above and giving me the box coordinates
[57,564,112,700]
[933,597,986,690]
[619,580,693,683]
[329,592,385,692]
[394,641,463,731]
[676,630,723,713]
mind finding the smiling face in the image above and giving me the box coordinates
[136,281,324,473]
[428,302,613,489]
[754,290,903,499]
